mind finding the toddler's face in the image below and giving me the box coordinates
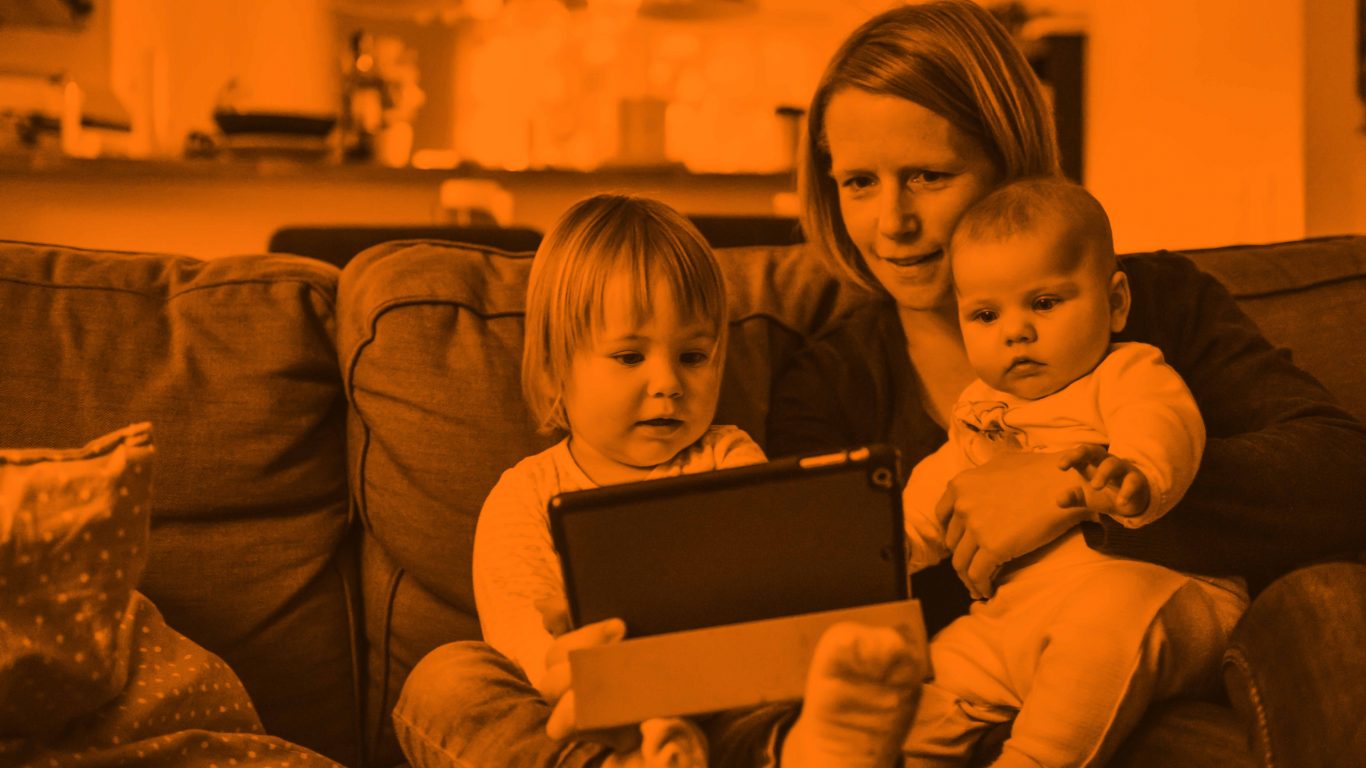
[953,220,1128,400]
[562,274,722,484]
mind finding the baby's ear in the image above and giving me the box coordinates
[1108,271,1132,333]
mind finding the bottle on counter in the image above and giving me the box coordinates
[340,30,384,162]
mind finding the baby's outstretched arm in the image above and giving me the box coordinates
[1057,444,1151,519]
[781,622,924,768]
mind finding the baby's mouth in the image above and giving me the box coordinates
[638,417,682,427]
[1008,358,1044,374]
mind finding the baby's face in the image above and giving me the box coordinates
[953,220,1127,400]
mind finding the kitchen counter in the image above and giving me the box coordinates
[0,154,796,258]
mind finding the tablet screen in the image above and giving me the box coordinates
[550,445,907,637]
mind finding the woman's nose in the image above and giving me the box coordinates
[878,185,919,239]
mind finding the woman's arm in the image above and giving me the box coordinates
[1095,255,1366,584]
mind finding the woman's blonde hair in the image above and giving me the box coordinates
[799,0,1061,292]
[521,194,728,434]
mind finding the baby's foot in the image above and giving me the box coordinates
[781,622,924,768]
[603,717,708,768]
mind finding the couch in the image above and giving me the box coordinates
[1,232,1362,768]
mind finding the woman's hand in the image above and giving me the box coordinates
[936,450,1094,599]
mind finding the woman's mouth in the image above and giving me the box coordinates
[880,249,942,268]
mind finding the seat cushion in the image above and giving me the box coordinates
[0,242,359,765]
[337,239,870,765]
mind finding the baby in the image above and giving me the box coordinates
[473,193,921,768]
[900,178,1249,767]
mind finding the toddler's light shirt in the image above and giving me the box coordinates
[472,424,766,687]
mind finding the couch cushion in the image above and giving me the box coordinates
[337,239,870,765]
[0,242,359,765]
[1156,235,1366,420]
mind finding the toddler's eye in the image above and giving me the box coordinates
[970,309,997,324]
[1033,296,1062,311]
[680,351,710,366]
[611,352,644,366]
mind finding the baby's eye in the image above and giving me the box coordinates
[1032,296,1062,311]
[680,351,710,366]
[611,352,644,366]
[970,309,997,324]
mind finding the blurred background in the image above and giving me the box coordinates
[1,0,1363,259]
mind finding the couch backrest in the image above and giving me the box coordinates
[0,242,360,766]
[336,239,873,765]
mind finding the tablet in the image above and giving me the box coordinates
[549,444,907,637]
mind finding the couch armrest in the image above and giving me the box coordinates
[1222,561,1366,768]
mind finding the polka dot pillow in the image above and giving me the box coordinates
[0,422,155,736]
[0,424,337,767]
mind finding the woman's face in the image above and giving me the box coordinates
[824,89,1000,313]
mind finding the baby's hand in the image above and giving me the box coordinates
[1057,445,1151,519]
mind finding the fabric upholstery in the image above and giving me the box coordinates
[0,242,360,765]
[336,239,872,765]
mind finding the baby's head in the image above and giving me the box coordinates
[522,194,727,480]
[949,177,1130,400]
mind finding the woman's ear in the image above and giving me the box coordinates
[1108,270,1131,333]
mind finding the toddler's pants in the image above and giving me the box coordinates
[391,640,797,768]
[902,559,1248,768]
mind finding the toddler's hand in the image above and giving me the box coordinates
[534,600,639,752]
[1057,445,1151,518]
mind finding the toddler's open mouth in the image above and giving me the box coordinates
[638,417,682,427]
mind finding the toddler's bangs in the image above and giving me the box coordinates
[566,203,727,348]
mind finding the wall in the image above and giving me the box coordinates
[1084,0,1308,253]
[1304,0,1366,237]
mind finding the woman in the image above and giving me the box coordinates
[769,0,1366,636]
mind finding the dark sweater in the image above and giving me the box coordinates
[767,252,1366,634]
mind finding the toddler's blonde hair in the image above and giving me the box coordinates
[521,194,728,434]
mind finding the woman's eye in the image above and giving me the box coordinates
[611,352,644,366]
[1033,296,1061,311]
[839,175,875,193]
[680,351,710,366]
[911,171,951,186]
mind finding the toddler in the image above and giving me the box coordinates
[472,194,922,768]
[900,178,1249,767]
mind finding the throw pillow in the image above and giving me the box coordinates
[0,422,155,737]
[0,423,339,767]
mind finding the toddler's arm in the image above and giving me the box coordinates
[1090,343,1206,527]
[472,469,565,687]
